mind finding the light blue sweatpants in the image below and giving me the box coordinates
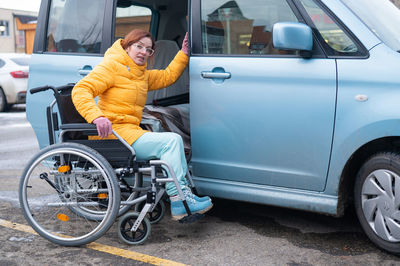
[132,132,188,196]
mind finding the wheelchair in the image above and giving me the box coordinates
[19,84,201,246]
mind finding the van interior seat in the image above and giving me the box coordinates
[143,39,191,160]
[146,40,189,104]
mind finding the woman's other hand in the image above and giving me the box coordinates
[93,116,112,138]
[181,32,189,56]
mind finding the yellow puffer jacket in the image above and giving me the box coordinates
[72,39,189,145]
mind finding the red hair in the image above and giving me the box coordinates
[121,29,155,50]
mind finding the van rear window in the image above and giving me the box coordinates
[11,58,30,66]
[46,0,106,54]
[114,2,152,41]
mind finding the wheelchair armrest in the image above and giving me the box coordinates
[60,123,97,130]
[60,123,98,136]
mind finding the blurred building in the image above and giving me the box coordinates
[0,8,37,54]
[392,0,400,8]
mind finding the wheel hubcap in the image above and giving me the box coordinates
[361,169,400,242]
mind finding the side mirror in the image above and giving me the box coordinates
[273,22,313,52]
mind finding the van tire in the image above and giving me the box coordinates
[354,152,400,254]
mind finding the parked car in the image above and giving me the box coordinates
[27,0,400,254]
[0,53,30,112]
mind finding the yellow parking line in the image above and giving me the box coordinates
[86,242,187,266]
[0,218,188,266]
[0,218,38,235]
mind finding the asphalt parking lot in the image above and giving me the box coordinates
[1,106,400,265]
[2,196,400,265]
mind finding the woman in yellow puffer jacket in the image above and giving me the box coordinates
[72,29,212,220]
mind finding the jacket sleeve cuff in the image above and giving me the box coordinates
[86,111,104,124]
[177,50,189,64]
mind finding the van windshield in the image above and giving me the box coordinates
[341,0,400,52]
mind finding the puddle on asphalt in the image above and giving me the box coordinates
[0,190,61,209]
[8,235,35,242]
[0,191,19,206]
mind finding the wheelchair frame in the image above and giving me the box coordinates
[19,84,200,246]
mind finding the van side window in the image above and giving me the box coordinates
[201,0,299,55]
[299,0,358,54]
[46,0,106,53]
[114,3,152,41]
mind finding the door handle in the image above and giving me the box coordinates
[78,65,93,76]
[78,69,91,76]
[201,71,231,79]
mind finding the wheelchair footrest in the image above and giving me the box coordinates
[178,213,205,224]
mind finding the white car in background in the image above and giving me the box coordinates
[0,53,30,112]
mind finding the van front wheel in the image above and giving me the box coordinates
[355,152,400,254]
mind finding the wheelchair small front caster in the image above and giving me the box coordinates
[118,212,151,245]
[135,200,166,224]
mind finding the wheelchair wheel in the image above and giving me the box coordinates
[118,212,151,245]
[19,143,120,246]
[135,200,166,224]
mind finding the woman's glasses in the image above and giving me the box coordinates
[132,43,154,56]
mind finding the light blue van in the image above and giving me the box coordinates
[27,0,400,253]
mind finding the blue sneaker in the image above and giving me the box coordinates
[170,194,213,220]
[182,187,211,202]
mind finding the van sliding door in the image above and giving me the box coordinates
[189,0,337,193]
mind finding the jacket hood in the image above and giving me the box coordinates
[104,39,147,75]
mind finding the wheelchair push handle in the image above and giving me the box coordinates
[30,83,75,95]
[30,85,53,94]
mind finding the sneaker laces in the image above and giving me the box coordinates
[182,188,197,204]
